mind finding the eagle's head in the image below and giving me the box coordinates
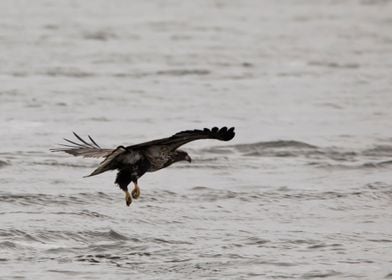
[174,150,192,163]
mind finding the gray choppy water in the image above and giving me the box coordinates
[1,0,392,279]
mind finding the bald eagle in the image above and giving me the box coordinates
[51,127,235,206]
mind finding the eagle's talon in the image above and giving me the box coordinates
[125,191,132,206]
[131,185,140,199]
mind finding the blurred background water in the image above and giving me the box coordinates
[1,0,392,279]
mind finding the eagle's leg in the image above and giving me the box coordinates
[131,181,141,199]
[125,189,132,206]
[115,170,133,206]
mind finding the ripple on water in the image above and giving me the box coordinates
[0,160,10,168]
[0,191,113,206]
[302,270,342,279]
[205,141,392,171]
[0,241,18,249]
[0,228,132,244]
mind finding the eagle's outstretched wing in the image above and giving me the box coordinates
[127,126,235,151]
[51,127,235,177]
[50,132,114,158]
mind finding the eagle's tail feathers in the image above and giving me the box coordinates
[83,146,127,177]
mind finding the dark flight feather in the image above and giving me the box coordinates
[50,133,113,158]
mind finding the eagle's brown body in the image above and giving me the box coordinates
[51,127,235,206]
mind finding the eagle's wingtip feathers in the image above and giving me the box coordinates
[203,126,235,141]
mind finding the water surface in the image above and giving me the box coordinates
[1,0,392,279]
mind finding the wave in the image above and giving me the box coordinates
[186,183,392,203]
[0,191,113,206]
[31,160,96,168]
[155,69,210,76]
[0,160,9,168]
[82,30,117,41]
[206,140,355,160]
[362,145,392,157]
[205,140,318,155]
[44,67,95,78]
[205,140,392,168]
[308,60,360,69]
[309,160,392,169]
[302,270,342,279]
[0,241,18,249]
[0,229,131,247]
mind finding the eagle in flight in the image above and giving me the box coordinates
[51,127,235,206]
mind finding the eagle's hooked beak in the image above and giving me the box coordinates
[185,155,192,163]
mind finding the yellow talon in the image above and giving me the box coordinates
[125,191,132,206]
[132,184,141,199]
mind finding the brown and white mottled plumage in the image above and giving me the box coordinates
[51,127,235,206]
